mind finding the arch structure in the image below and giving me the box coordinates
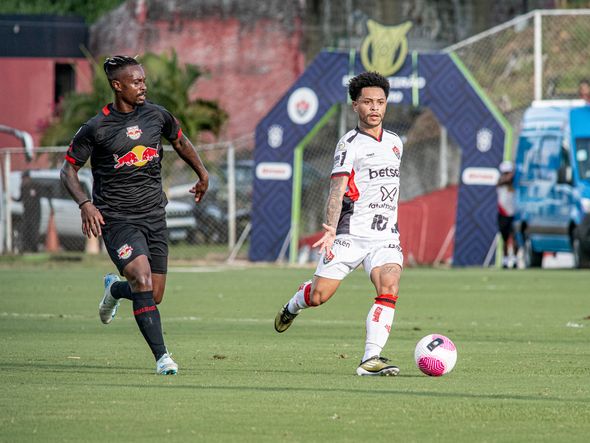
[250,50,511,266]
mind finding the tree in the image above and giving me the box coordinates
[41,51,227,146]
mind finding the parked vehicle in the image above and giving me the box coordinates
[8,169,195,251]
[513,100,590,268]
[168,174,249,244]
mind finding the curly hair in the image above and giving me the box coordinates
[103,55,140,82]
[348,71,390,101]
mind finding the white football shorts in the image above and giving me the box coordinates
[314,235,404,280]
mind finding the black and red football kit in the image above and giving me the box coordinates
[66,101,182,273]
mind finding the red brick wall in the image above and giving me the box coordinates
[91,4,304,140]
[0,58,91,169]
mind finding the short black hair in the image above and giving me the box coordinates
[348,71,390,101]
[103,55,140,82]
[580,79,590,86]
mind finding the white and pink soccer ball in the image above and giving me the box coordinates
[414,334,457,376]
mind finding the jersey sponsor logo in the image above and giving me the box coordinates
[365,152,375,158]
[369,202,396,211]
[368,167,400,179]
[371,214,389,231]
[380,186,397,202]
[392,146,401,159]
[113,145,159,169]
[126,125,143,140]
[323,250,335,264]
[117,244,133,260]
[333,238,351,248]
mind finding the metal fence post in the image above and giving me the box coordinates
[226,142,236,250]
[4,151,12,252]
[534,10,543,101]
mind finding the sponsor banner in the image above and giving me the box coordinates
[255,162,292,181]
[461,167,500,186]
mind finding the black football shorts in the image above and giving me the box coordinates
[497,214,514,242]
[102,217,168,274]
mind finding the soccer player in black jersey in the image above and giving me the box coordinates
[60,55,209,375]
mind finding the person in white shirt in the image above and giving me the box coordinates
[274,71,404,376]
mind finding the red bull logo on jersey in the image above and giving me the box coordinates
[113,145,159,169]
[117,244,133,260]
[126,125,143,140]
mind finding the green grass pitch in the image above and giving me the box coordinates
[1,260,589,442]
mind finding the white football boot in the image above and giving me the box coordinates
[99,273,120,324]
[156,353,178,375]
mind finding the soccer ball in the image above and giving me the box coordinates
[414,334,457,376]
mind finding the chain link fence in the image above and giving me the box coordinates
[3,10,588,265]
[447,10,590,152]
[296,10,590,264]
[0,135,254,262]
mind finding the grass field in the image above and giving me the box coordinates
[1,259,589,442]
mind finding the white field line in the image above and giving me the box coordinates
[0,311,358,325]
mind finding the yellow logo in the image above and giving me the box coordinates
[360,20,412,77]
[113,145,159,169]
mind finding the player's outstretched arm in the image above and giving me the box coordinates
[313,175,348,256]
[60,161,104,238]
[171,134,209,203]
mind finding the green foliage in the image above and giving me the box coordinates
[41,51,227,146]
[140,52,228,139]
[0,0,125,23]
[0,264,589,441]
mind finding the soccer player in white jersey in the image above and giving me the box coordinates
[274,71,405,376]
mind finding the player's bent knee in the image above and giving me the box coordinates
[309,289,325,307]
[127,272,153,292]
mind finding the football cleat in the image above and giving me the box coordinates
[356,356,400,376]
[156,353,178,375]
[99,273,120,324]
[274,304,298,333]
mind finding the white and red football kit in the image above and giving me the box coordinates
[315,127,404,280]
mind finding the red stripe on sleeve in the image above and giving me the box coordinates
[177,128,183,140]
[65,154,77,165]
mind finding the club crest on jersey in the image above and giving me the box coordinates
[126,125,142,140]
[323,250,335,264]
[392,146,401,159]
[117,244,133,260]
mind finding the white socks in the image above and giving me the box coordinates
[362,294,398,362]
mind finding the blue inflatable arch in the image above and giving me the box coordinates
[250,50,511,266]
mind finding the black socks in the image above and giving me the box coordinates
[132,291,166,360]
[110,281,133,300]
